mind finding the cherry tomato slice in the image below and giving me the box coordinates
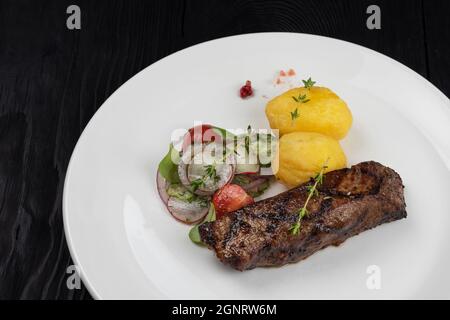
[213,184,254,219]
[182,124,222,152]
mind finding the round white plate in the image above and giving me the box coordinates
[63,33,450,299]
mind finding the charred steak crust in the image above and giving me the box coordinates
[199,161,406,271]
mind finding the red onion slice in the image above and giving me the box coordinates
[178,142,236,196]
[156,170,170,205]
[187,162,235,196]
[177,144,202,190]
[239,177,269,191]
[167,197,209,224]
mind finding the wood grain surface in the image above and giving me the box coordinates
[0,0,448,299]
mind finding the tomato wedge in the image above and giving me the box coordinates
[182,124,222,152]
[213,184,254,219]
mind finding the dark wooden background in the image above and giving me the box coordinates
[0,0,449,300]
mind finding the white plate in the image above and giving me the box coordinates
[63,33,450,299]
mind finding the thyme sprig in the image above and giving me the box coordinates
[290,158,329,235]
[291,93,309,123]
[290,108,300,121]
[302,77,316,89]
[292,93,310,103]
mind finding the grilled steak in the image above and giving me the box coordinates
[199,161,406,271]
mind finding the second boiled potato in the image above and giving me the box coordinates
[274,131,347,187]
[265,87,352,140]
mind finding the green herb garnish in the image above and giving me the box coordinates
[292,94,310,103]
[290,159,329,235]
[190,178,205,192]
[190,162,220,192]
[302,77,316,89]
[292,94,305,102]
[290,108,300,121]
[204,163,220,183]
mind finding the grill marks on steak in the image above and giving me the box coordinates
[199,161,407,271]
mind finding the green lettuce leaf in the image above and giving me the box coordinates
[189,204,216,245]
[158,144,180,184]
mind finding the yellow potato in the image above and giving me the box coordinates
[265,86,352,140]
[273,132,347,187]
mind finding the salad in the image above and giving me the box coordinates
[156,124,277,243]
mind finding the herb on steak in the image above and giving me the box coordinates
[290,159,329,235]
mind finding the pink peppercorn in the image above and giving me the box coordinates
[239,80,253,98]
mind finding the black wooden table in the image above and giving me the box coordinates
[0,0,449,300]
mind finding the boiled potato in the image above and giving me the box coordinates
[265,86,352,140]
[273,131,347,187]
